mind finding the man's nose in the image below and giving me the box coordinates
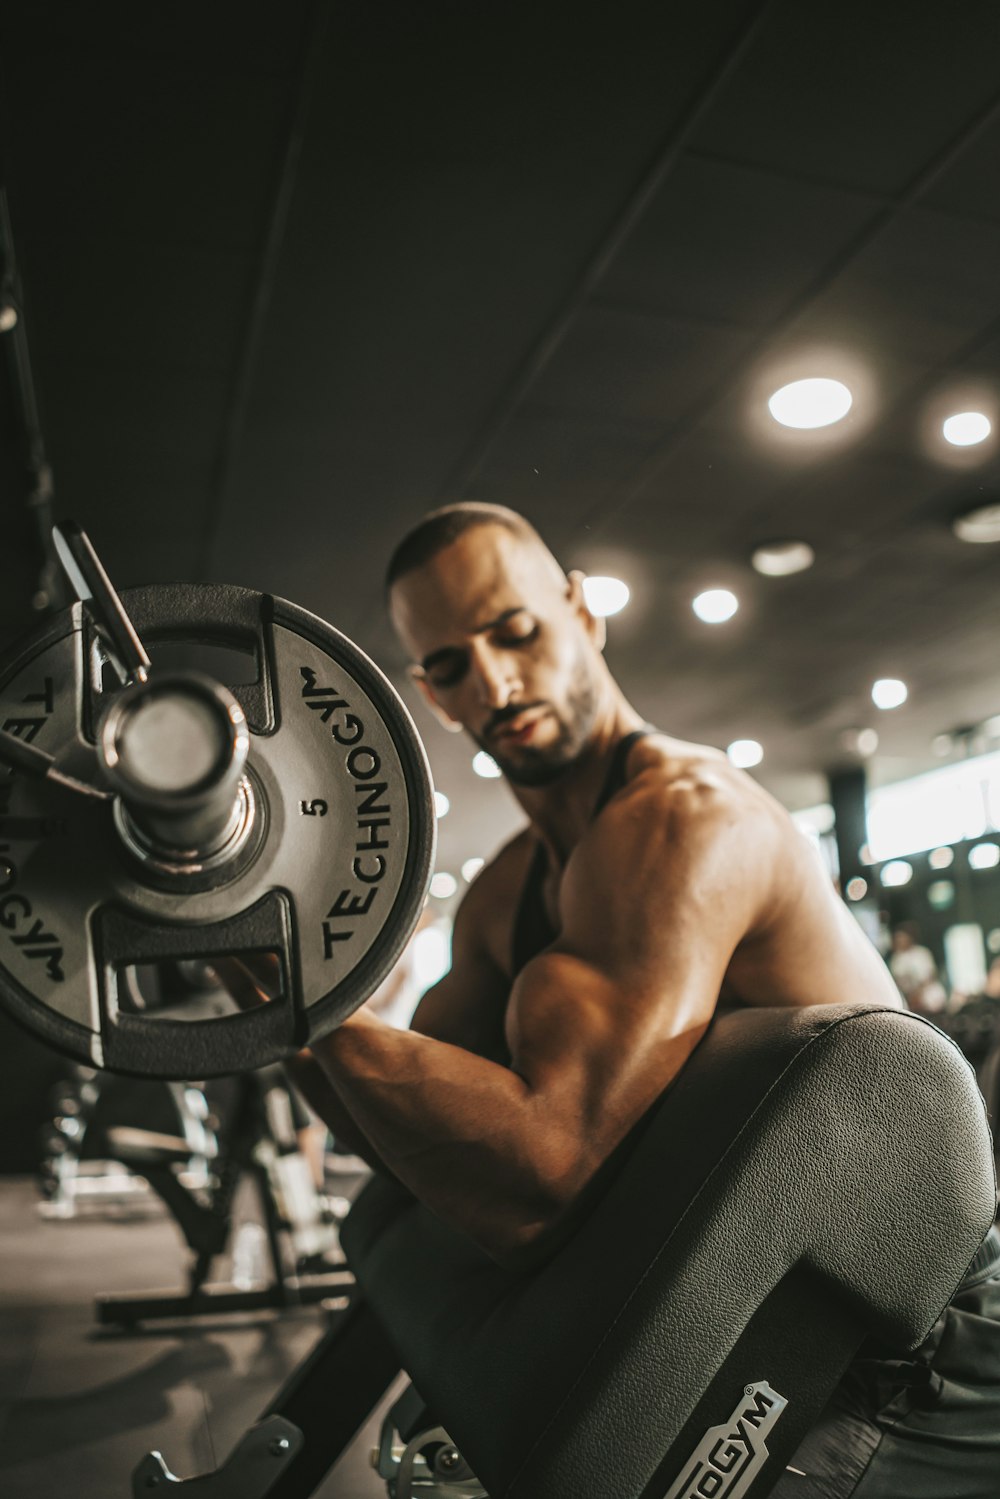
[471,647,521,708]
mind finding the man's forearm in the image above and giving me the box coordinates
[309,1012,565,1262]
[284,1051,391,1175]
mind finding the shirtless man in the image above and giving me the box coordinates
[225,500,901,1265]
[222,501,1000,1495]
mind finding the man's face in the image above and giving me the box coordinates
[389,524,603,786]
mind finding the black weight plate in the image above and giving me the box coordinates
[0,587,435,1077]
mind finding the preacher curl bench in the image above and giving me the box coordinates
[142,1000,996,1499]
[0,529,991,1497]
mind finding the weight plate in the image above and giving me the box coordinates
[0,586,435,1077]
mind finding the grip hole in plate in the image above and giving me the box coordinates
[118,955,282,1024]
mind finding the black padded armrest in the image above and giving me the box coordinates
[342,1003,996,1498]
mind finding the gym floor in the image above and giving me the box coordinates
[0,1175,396,1498]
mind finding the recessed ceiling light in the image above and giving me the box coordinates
[582,575,630,617]
[692,588,738,624]
[952,503,1000,544]
[845,877,868,901]
[969,842,1000,871]
[751,540,815,577]
[943,411,992,447]
[727,738,763,768]
[768,378,852,429]
[433,791,450,818]
[472,750,502,779]
[880,859,913,887]
[871,678,908,710]
[840,727,879,757]
[929,846,954,870]
[461,856,484,883]
[429,871,458,899]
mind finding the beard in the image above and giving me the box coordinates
[478,654,601,788]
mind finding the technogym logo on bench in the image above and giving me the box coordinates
[663,1381,788,1499]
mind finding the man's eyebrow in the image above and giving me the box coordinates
[418,608,527,674]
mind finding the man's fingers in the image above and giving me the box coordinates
[211,955,280,1009]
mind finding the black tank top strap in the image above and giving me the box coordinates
[591,725,656,816]
[510,841,552,978]
[510,726,656,977]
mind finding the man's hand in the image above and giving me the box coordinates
[211,954,282,1008]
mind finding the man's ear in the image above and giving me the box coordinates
[567,570,607,653]
[407,666,465,733]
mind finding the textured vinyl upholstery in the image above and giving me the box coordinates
[342,1004,997,1498]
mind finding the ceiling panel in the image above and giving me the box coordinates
[596,152,882,329]
[691,0,1000,193]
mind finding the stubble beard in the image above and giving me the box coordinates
[480,656,602,788]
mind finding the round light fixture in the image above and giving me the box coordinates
[582,575,630,618]
[768,378,852,430]
[927,880,956,910]
[751,540,815,577]
[928,846,954,870]
[943,411,992,447]
[727,739,763,769]
[433,790,450,819]
[845,877,868,901]
[952,503,1000,544]
[880,860,913,888]
[692,588,738,624]
[969,842,1000,871]
[429,871,458,899]
[871,678,908,710]
[461,856,484,883]
[840,727,879,757]
[472,751,502,780]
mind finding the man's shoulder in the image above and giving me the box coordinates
[620,732,779,828]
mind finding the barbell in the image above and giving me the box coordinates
[0,523,435,1078]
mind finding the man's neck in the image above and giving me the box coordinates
[511,693,646,868]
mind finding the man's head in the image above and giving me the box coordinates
[386,503,608,787]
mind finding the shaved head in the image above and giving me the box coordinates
[385,503,561,596]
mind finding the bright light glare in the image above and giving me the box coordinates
[928,846,954,870]
[866,750,1000,862]
[751,540,815,577]
[582,575,630,617]
[880,860,913,888]
[792,803,835,837]
[768,378,852,430]
[943,411,992,447]
[969,842,1000,870]
[472,751,502,779]
[433,791,450,819]
[871,678,907,710]
[413,926,450,989]
[429,872,458,899]
[727,739,763,769]
[953,504,1000,544]
[461,856,484,883]
[845,877,868,901]
[693,589,738,624]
